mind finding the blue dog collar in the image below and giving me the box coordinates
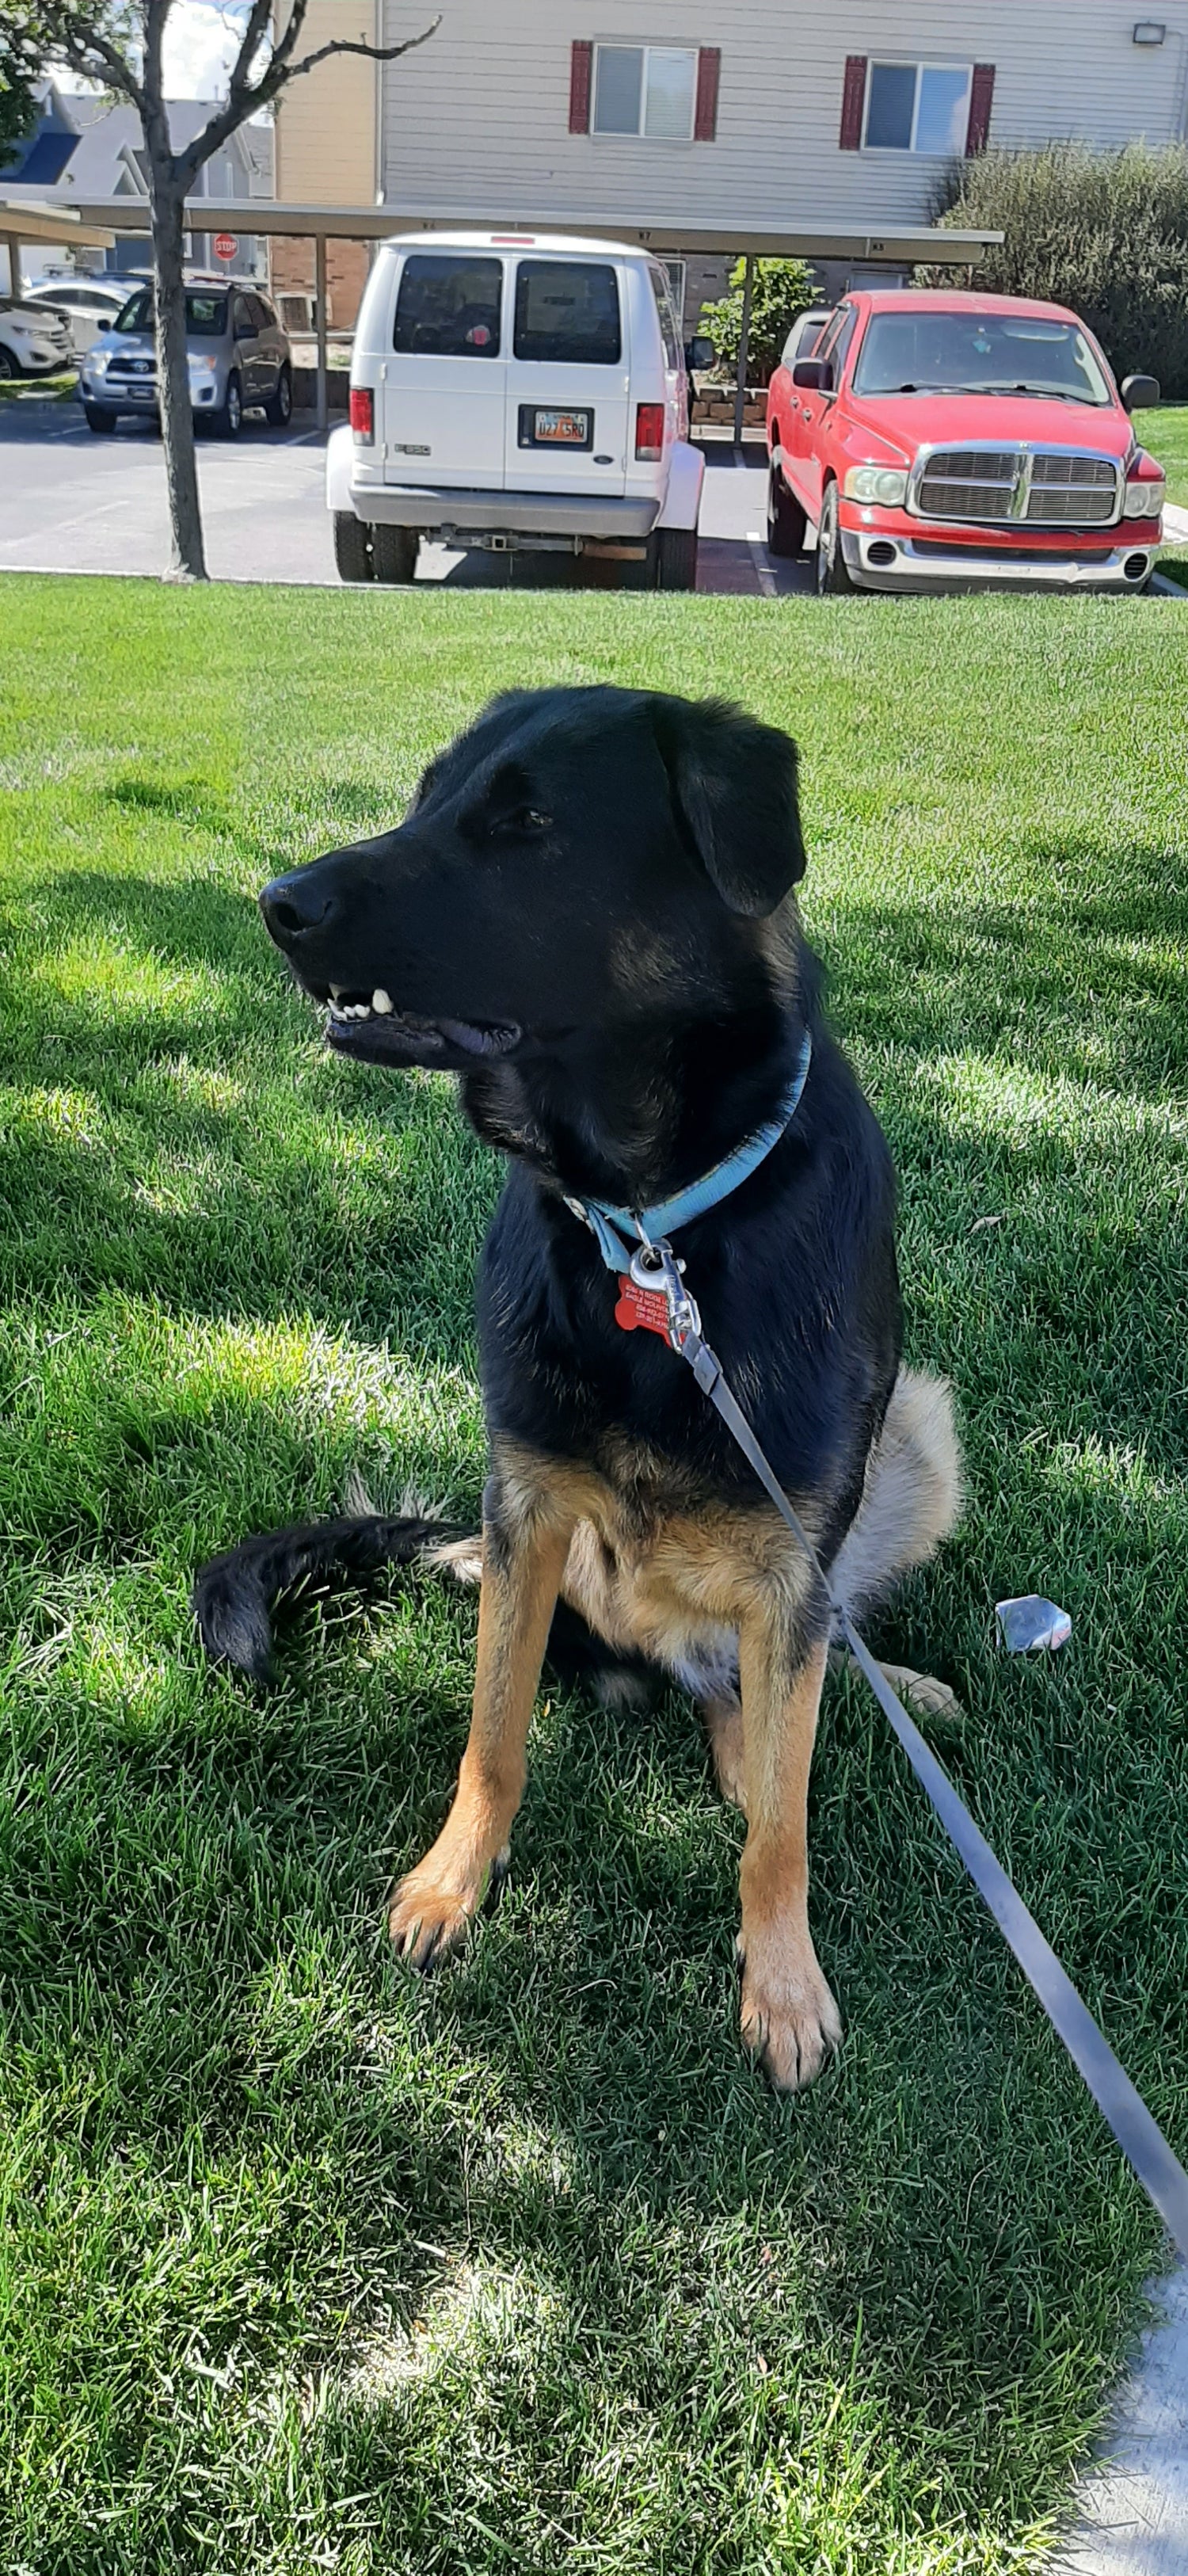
[567,1030,812,1274]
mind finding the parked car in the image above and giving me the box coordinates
[328,229,711,588]
[765,290,1164,594]
[77,281,292,436]
[0,298,71,380]
[778,307,832,373]
[23,276,128,360]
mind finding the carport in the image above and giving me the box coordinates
[65,199,1002,437]
[0,196,116,299]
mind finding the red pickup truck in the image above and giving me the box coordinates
[765,290,1164,595]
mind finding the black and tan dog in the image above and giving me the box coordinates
[195,686,960,2091]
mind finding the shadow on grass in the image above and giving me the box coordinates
[1,847,1186,2553]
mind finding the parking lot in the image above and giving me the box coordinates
[0,397,809,593]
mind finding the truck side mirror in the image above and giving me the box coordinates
[791,357,833,393]
[1121,372,1159,413]
[684,334,715,373]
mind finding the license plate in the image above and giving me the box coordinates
[519,405,592,450]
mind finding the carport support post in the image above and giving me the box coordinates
[2,235,22,302]
[733,254,754,448]
[315,232,329,434]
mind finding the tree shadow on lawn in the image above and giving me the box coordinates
[816,861,1188,1102]
[2,852,1185,2542]
[1,1488,1180,2556]
[1,853,1186,1355]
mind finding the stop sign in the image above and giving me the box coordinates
[212,233,238,265]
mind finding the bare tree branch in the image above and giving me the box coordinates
[277,20,440,90]
[36,5,147,115]
[173,14,440,192]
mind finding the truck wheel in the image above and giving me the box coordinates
[767,459,806,557]
[655,525,699,591]
[333,513,374,582]
[816,482,855,595]
[371,524,418,584]
[84,403,117,434]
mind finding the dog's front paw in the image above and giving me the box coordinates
[386,1848,506,1972]
[739,1938,841,2094]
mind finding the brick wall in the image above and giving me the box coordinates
[270,235,371,329]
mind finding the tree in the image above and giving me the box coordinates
[30,2,438,579]
[698,257,817,387]
[0,7,45,161]
[920,143,1188,399]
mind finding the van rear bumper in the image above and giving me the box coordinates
[349,481,659,539]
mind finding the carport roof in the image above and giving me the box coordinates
[0,194,115,249]
[63,199,1001,265]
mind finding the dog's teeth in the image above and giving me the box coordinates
[330,985,345,1000]
[371,989,393,1015]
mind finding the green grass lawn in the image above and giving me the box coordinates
[1134,401,1188,511]
[2,574,1187,2574]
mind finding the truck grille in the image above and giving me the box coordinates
[915,448,1119,528]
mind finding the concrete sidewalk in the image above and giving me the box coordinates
[1051,2269,1188,2573]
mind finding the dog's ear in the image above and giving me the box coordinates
[650,695,806,916]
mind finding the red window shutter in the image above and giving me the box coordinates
[965,63,996,155]
[839,55,868,151]
[694,47,721,142]
[569,40,592,135]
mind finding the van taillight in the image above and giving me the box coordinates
[635,402,664,461]
[350,387,374,443]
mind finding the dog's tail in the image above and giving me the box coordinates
[830,1367,962,1622]
[192,1512,480,1682]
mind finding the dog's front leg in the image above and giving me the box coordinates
[736,1613,840,2092]
[387,1474,573,1969]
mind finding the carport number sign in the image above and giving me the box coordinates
[212,234,238,265]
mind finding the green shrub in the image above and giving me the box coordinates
[698,257,817,383]
[920,142,1188,397]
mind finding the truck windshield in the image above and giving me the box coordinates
[114,288,227,337]
[853,311,1111,405]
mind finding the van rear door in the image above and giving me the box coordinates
[504,257,630,497]
[381,251,507,486]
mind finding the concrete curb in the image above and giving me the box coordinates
[1049,2268,1188,2572]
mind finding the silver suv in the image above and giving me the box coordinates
[78,280,292,436]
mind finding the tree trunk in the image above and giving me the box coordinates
[149,179,207,582]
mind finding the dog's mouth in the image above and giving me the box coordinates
[303,980,522,1066]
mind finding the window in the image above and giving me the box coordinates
[864,62,972,154]
[114,288,227,336]
[513,261,621,364]
[649,266,682,372]
[592,44,697,139]
[662,257,687,327]
[852,311,1111,405]
[817,303,859,379]
[393,253,503,357]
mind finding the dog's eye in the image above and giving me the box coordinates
[493,807,553,837]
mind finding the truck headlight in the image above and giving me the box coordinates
[843,466,909,505]
[188,353,219,373]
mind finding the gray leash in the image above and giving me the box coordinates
[645,1237,1188,2264]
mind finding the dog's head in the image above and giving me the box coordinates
[259,687,807,1072]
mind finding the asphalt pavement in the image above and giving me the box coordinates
[0,393,810,594]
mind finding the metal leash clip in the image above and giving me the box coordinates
[630,1225,701,1349]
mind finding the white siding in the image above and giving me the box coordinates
[379,1,1188,232]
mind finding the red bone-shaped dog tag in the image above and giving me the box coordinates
[614,1272,672,1339]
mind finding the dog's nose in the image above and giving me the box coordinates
[259,871,341,945]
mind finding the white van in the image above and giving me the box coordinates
[326,231,709,590]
